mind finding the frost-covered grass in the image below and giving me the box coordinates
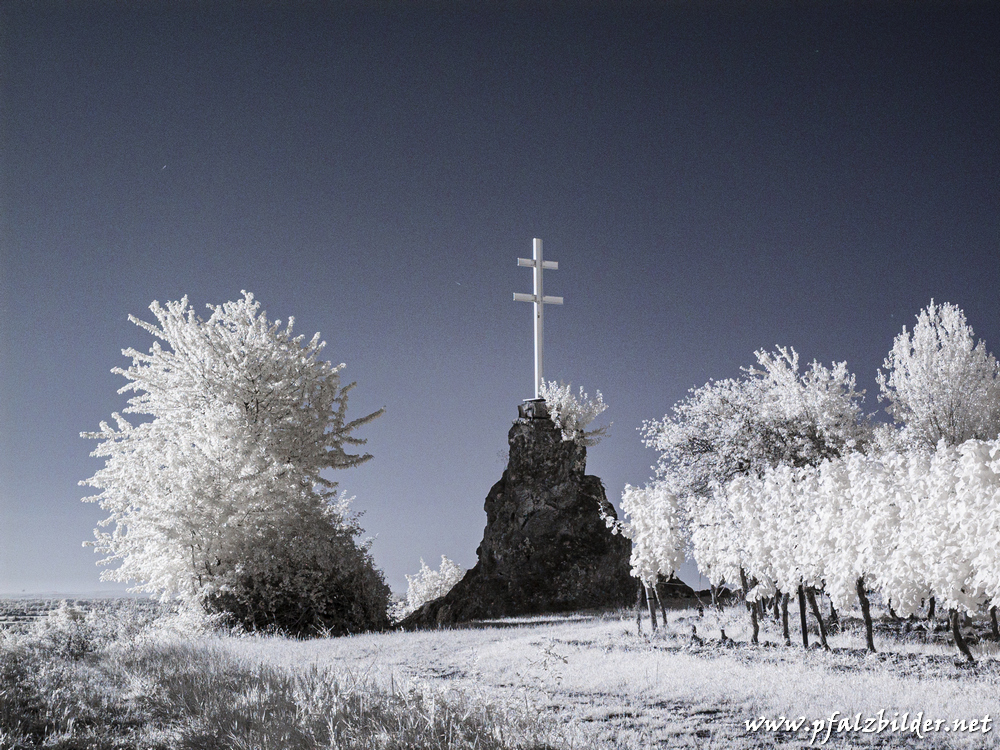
[0,601,570,749]
[4,599,1000,748]
[222,605,1000,748]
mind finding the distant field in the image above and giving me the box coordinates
[0,597,165,632]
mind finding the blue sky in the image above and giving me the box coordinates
[1,1,998,595]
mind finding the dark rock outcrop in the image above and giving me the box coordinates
[401,412,634,628]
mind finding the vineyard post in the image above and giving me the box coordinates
[739,568,759,645]
[781,592,791,645]
[636,580,644,635]
[645,583,659,631]
[652,578,668,624]
[797,585,809,649]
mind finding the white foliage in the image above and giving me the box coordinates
[80,292,384,615]
[631,322,1000,626]
[393,556,466,620]
[634,347,868,593]
[618,483,685,584]
[641,375,767,500]
[642,346,869,503]
[750,346,869,464]
[721,439,1000,617]
[687,484,745,589]
[538,380,609,446]
[878,300,1000,447]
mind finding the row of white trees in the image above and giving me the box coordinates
[621,301,1000,660]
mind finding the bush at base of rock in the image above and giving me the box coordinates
[203,521,392,638]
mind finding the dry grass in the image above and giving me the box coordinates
[4,600,1000,748]
[220,605,1000,748]
[0,603,572,749]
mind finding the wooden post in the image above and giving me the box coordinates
[636,579,644,635]
[797,585,809,649]
[645,583,659,631]
[653,577,668,624]
[781,592,791,645]
[739,568,759,645]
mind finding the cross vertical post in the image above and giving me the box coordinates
[513,238,563,399]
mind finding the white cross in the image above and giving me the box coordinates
[513,238,563,399]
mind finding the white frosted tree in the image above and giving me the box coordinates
[641,374,767,500]
[877,300,1000,643]
[641,346,868,502]
[637,347,868,642]
[878,300,1000,447]
[687,483,745,590]
[80,292,388,635]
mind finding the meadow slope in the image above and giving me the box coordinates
[217,606,1000,748]
[3,600,1000,748]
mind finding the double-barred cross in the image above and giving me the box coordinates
[513,238,563,400]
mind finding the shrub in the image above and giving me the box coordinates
[538,381,609,446]
[203,512,392,637]
[392,556,466,621]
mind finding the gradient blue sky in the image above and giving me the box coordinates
[1,1,998,596]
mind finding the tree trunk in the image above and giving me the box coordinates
[887,599,899,621]
[740,568,759,644]
[927,596,936,621]
[806,587,830,651]
[781,592,791,645]
[828,598,838,629]
[645,583,658,631]
[710,584,719,611]
[991,606,998,640]
[773,595,781,622]
[653,578,668,624]
[856,577,875,653]
[636,580,644,635]
[950,608,975,664]
[797,584,809,649]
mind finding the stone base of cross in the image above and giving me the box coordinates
[513,238,563,400]
[518,398,549,420]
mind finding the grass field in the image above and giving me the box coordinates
[2,598,1000,748]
